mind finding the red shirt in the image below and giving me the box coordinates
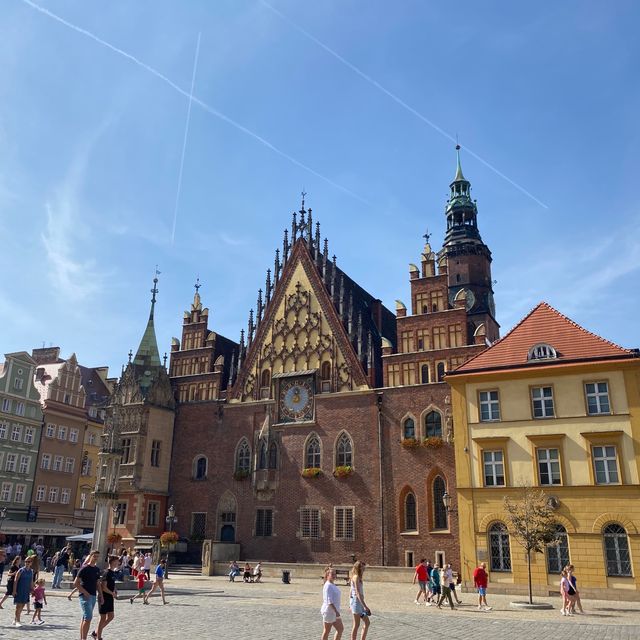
[473,567,488,588]
[137,573,146,589]
[415,564,428,581]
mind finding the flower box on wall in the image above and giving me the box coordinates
[301,467,322,478]
[401,437,420,449]
[233,469,250,481]
[423,436,444,449]
[333,465,353,478]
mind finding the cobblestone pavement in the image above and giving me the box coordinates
[1,575,639,639]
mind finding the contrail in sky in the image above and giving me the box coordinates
[19,0,368,205]
[171,32,201,245]
[260,0,549,210]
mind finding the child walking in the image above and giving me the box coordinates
[31,578,47,625]
[129,570,147,604]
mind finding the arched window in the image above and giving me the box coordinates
[489,522,511,572]
[403,417,415,439]
[258,442,268,470]
[436,362,446,382]
[432,476,447,529]
[305,436,321,469]
[268,442,278,469]
[421,365,429,384]
[236,440,251,472]
[260,369,271,388]
[425,411,442,438]
[194,456,207,480]
[336,433,353,468]
[321,361,331,380]
[547,524,569,574]
[405,492,417,531]
[603,524,632,576]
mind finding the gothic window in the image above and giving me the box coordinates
[336,433,353,468]
[258,442,268,470]
[420,364,429,384]
[489,522,512,572]
[305,435,321,469]
[603,524,632,576]
[260,370,271,398]
[546,524,569,574]
[432,476,447,529]
[194,456,207,480]
[436,362,446,382]
[404,492,417,531]
[402,417,415,440]
[268,442,278,469]
[321,361,331,392]
[425,411,442,438]
[236,440,251,472]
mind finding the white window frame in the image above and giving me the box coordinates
[18,455,30,475]
[0,422,7,439]
[60,488,71,504]
[41,453,51,470]
[483,450,505,487]
[69,428,79,444]
[334,506,355,541]
[24,426,34,445]
[45,423,56,438]
[80,492,87,509]
[35,485,46,502]
[531,386,555,418]
[537,448,561,485]
[593,445,619,484]
[53,455,63,472]
[15,402,25,416]
[64,457,75,474]
[585,382,611,415]
[13,377,24,390]
[5,453,17,473]
[479,390,501,422]
[48,487,59,503]
[14,484,26,503]
[1,399,10,413]
[11,425,22,442]
[57,425,67,440]
[0,482,12,502]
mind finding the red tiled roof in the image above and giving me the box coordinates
[451,302,634,374]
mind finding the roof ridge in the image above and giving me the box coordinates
[539,301,631,354]
[450,301,547,373]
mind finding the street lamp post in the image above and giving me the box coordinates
[0,507,7,536]
[442,491,458,515]
[165,505,177,579]
[112,506,119,540]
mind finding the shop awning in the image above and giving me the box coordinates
[66,533,93,542]
[1,521,83,537]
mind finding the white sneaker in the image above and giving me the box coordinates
[561,609,566,616]
[484,606,492,611]
[13,621,22,627]
[37,620,45,625]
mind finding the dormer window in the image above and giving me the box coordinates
[528,343,557,361]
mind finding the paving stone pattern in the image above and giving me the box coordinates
[1,575,639,639]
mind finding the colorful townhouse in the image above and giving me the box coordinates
[447,302,640,600]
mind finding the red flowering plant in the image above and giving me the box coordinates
[107,533,122,545]
[160,531,179,546]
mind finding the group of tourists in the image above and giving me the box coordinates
[0,543,169,639]
[227,560,262,583]
[412,559,463,610]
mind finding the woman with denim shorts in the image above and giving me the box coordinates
[349,561,371,640]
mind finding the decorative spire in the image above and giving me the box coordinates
[133,271,162,369]
[291,211,298,242]
[274,248,281,285]
[128,349,133,363]
[454,143,466,182]
[192,275,202,311]
[194,276,201,294]
[315,222,321,254]
[283,228,290,262]
[306,207,313,246]
[247,309,254,346]
[265,269,272,304]
[256,289,263,325]
[163,353,168,368]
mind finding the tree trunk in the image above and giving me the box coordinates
[527,549,533,604]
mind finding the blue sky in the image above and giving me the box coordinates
[1,0,638,375]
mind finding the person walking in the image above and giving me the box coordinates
[129,568,147,604]
[436,566,455,610]
[143,553,152,580]
[412,558,429,604]
[12,555,35,627]
[473,562,492,611]
[444,563,462,604]
[560,569,575,616]
[320,567,343,640]
[566,565,584,614]
[73,550,103,640]
[52,546,70,589]
[430,563,442,605]
[0,555,21,609]
[30,577,47,625]
[93,555,119,640]
[349,561,371,640]
[143,559,167,605]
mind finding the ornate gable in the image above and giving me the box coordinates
[231,240,369,401]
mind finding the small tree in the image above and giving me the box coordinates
[503,486,558,604]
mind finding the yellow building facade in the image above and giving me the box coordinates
[448,303,640,600]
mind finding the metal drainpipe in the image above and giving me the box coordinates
[376,393,385,566]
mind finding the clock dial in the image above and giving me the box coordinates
[463,288,476,311]
[279,377,314,423]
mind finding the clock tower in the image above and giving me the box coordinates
[439,145,499,343]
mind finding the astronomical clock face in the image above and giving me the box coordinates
[278,377,314,423]
[463,288,476,311]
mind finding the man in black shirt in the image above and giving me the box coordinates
[73,550,103,640]
[95,556,119,639]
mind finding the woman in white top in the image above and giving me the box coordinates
[321,567,343,640]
